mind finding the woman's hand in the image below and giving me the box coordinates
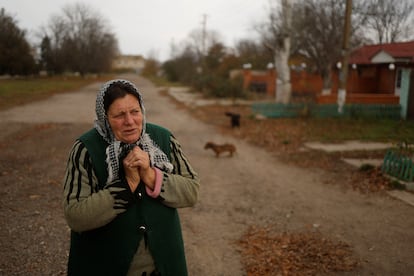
[122,146,156,190]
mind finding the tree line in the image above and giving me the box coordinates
[1,0,413,100]
[0,3,118,76]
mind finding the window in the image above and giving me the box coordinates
[396,69,402,89]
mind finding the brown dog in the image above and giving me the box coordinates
[204,142,236,157]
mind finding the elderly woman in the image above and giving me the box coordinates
[62,79,199,276]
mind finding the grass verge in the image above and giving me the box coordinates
[0,75,114,111]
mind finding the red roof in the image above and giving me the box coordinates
[349,41,414,64]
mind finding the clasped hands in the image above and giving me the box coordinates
[122,146,155,192]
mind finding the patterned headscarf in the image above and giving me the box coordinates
[94,79,173,183]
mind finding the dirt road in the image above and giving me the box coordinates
[0,74,413,275]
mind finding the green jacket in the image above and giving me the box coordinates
[68,123,187,276]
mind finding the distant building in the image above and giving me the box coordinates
[112,55,145,73]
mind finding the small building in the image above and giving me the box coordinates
[241,65,276,97]
[241,62,323,99]
[112,55,145,73]
[317,41,414,119]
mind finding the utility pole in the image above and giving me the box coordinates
[199,13,208,92]
[338,0,352,113]
[201,13,208,57]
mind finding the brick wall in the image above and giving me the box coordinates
[242,69,322,98]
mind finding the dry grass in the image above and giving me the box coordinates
[0,75,114,111]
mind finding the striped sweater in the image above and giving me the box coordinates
[63,127,199,275]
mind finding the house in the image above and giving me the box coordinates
[112,55,145,73]
[241,60,323,99]
[241,64,276,97]
[317,41,414,119]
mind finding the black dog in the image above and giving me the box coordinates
[225,112,240,128]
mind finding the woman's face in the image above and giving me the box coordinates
[107,94,143,144]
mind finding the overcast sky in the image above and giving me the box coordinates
[0,0,270,61]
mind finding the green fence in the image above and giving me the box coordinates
[382,149,414,182]
[252,103,401,120]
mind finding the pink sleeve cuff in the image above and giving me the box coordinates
[145,167,163,198]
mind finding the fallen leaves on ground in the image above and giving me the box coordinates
[237,226,359,276]
[350,166,391,193]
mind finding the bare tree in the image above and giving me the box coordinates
[234,39,273,70]
[187,28,223,65]
[259,0,293,103]
[162,45,198,84]
[291,0,365,90]
[40,3,118,75]
[252,0,414,100]
[359,0,414,43]
[277,0,293,104]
